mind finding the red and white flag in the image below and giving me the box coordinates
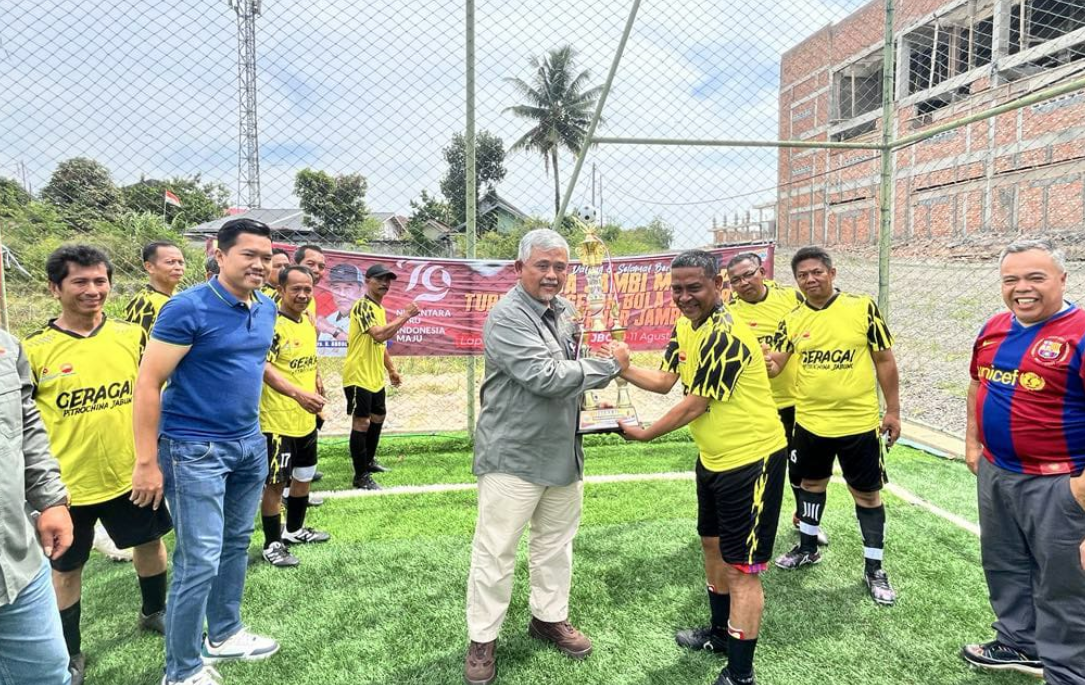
[164,190,182,207]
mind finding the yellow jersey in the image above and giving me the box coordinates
[774,292,893,437]
[661,305,787,472]
[260,312,319,437]
[343,296,387,392]
[259,283,280,303]
[123,285,171,334]
[728,282,802,409]
[23,317,146,506]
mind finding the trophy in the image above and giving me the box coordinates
[574,207,640,433]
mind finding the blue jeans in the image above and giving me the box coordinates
[159,434,268,681]
[0,559,70,684]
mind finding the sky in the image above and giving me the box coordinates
[0,0,866,248]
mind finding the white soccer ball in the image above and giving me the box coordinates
[576,205,598,223]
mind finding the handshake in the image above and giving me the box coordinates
[595,340,631,371]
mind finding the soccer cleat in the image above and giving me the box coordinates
[261,542,300,568]
[675,626,727,653]
[307,493,324,507]
[352,474,383,490]
[202,628,280,663]
[960,641,1044,677]
[774,545,822,570]
[161,666,224,685]
[312,470,324,482]
[368,460,391,473]
[714,667,756,685]
[139,609,167,634]
[282,527,331,544]
[68,652,86,685]
[864,569,897,606]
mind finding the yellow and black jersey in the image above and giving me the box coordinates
[774,291,893,437]
[260,312,319,438]
[123,285,171,334]
[729,282,802,410]
[259,283,281,304]
[660,305,786,472]
[343,296,386,392]
[23,317,146,506]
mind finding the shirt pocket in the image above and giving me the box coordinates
[0,358,21,440]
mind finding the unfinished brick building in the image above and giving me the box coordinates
[777,0,1085,246]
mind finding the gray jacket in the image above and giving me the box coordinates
[0,329,68,607]
[473,284,620,487]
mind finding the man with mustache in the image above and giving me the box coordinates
[619,249,787,685]
[463,229,629,685]
[342,264,419,489]
[961,239,1085,684]
[765,245,901,607]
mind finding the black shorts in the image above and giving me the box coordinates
[265,430,319,485]
[52,491,173,572]
[344,386,386,418]
[696,448,787,573]
[793,423,888,492]
[777,406,801,489]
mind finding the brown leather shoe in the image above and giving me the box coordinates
[464,639,496,685]
[528,617,593,659]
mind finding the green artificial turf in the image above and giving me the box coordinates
[77,445,1028,685]
[313,429,700,491]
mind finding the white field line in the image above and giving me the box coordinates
[320,471,981,537]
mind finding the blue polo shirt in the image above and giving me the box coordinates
[152,278,276,441]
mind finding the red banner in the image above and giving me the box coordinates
[282,243,774,356]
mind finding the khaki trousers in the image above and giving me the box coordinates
[465,473,584,643]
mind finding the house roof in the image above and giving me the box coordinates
[185,208,307,235]
[450,193,530,232]
[186,208,403,238]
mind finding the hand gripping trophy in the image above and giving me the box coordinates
[573,205,639,433]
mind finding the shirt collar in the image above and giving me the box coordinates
[1015,300,1075,328]
[208,276,258,309]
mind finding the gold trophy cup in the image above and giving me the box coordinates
[575,219,639,433]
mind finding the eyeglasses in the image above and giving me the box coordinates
[728,269,759,285]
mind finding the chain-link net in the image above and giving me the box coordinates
[2,0,1084,436]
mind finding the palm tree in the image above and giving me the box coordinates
[505,46,603,216]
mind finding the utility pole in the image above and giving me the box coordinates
[229,0,262,209]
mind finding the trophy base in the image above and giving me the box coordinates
[578,405,639,434]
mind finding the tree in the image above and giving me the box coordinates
[505,46,602,215]
[41,157,123,227]
[405,190,453,255]
[0,177,30,216]
[294,169,374,244]
[438,130,506,229]
[121,175,230,228]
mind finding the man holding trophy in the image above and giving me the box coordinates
[464,226,630,685]
[619,249,787,685]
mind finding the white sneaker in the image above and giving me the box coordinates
[261,541,299,567]
[93,523,132,562]
[281,527,331,544]
[161,666,223,685]
[201,628,280,663]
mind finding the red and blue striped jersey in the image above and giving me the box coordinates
[970,305,1085,476]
